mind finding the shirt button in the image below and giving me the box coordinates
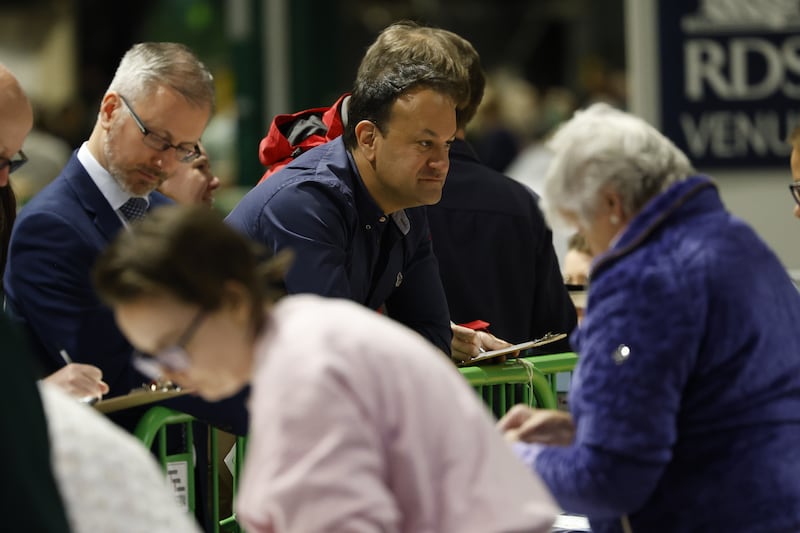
[378,216,386,223]
[365,224,372,230]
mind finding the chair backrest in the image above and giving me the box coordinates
[134,406,248,532]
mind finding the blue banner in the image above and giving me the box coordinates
[658,0,800,168]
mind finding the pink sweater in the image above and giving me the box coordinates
[237,294,557,533]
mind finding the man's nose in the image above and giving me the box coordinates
[428,147,449,170]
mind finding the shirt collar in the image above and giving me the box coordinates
[345,148,410,236]
[77,142,149,211]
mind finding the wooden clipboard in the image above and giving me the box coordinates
[457,332,568,367]
[93,388,192,414]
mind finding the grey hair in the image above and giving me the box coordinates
[107,42,215,112]
[542,102,694,229]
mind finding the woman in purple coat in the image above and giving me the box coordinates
[501,102,800,532]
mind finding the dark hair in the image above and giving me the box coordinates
[435,29,485,129]
[0,185,16,280]
[93,205,288,331]
[343,20,471,149]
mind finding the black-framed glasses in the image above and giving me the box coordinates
[132,309,206,380]
[790,183,800,207]
[119,95,201,163]
[0,150,28,174]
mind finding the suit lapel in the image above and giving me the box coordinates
[61,154,176,243]
[62,155,124,243]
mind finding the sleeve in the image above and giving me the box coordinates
[530,262,704,517]
[383,216,452,354]
[0,316,72,532]
[526,200,577,353]
[5,209,133,387]
[239,364,401,533]
[40,383,202,533]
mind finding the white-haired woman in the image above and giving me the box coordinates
[499,103,800,532]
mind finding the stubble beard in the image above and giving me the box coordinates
[103,126,164,197]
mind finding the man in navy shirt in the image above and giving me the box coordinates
[228,21,516,358]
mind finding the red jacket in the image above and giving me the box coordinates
[257,93,350,184]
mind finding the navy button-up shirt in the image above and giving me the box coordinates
[226,137,451,354]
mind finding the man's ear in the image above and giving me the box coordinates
[355,120,378,161]
[99,92,122,129]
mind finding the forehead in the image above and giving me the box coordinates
[386,87,457,136]
[115,295,192,349]
[133,86,210,141]
[0,96,33,155]
[792,144,800,180]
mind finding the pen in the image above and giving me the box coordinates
[59,348,73,365]
[58,347,100,405]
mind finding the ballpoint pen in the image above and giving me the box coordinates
[58,348,73,364]
[58,347,100,405]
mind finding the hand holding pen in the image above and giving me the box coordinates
[450,321,516,363]
[43,348,110,404]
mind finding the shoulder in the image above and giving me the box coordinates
[441,160,540,214]
[228,160,355,229]
[15,188,80,232]
[261,296,438,376]
[149,190,173,207]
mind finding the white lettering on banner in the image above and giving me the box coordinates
[680,109,800,158]
[685,36,800,100]
[700,0,798,26]
[682,0,800,33]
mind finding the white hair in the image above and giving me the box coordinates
[107,42,215,112]
[542,102,694,229]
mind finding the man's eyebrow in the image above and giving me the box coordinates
[419,127,456,140]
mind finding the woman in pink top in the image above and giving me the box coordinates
[93,204,557,533]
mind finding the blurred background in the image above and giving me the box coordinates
[4,0,799,270]
[0,0,624,202]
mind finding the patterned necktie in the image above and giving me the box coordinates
[119,197,148,222]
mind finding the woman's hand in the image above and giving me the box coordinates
[44,363,109,402]
[497,404,575,446]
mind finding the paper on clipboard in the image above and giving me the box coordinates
[93,387,192,414]
[457,332,567,367]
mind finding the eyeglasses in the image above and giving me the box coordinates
[119,95,201,163]
[132,309,206,380]
[0,150,28,174]
[790,183,800,207]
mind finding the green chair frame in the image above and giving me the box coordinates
[133,352,579,532]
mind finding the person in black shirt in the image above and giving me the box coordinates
[426,32,577,350]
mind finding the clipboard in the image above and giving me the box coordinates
[93,387,192,414]
[457,332,567,367]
